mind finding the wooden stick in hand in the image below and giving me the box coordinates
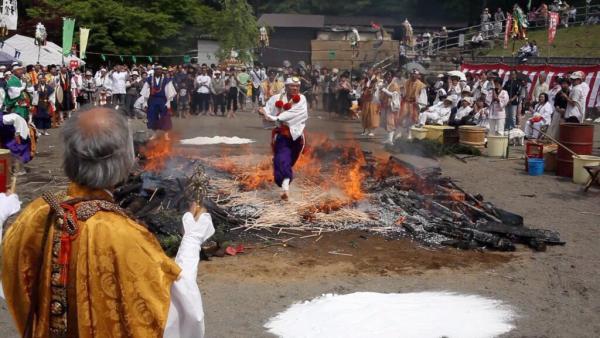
[8,176,16,195]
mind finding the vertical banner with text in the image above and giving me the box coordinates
[62,18,76,56]
[504,14,513,49]
[80,27,90,59]
[548,12,559,45]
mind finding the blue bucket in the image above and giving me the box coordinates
[527,158,545,176]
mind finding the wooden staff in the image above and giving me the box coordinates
[531,125,578,157]
[9,176,16,194]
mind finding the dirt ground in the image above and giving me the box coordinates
[1,111,599,338]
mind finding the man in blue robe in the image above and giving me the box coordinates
[141,66,176,133]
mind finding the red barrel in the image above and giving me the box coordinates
[556,123,595,177]
[525,142,543,171]
[0,149,10,193]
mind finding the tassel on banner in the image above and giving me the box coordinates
[132,55,137,64]
[148,56,153,63]
[101,54,106,61]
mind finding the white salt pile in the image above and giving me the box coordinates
[265,291,515,338]
[180,136,255,145]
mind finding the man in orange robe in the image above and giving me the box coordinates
[397,69,428,139]
[2,107,213,338]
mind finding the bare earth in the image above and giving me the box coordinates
[1,111,599,338]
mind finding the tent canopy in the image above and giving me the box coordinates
[0,50,19,66]
[0,34,85,67]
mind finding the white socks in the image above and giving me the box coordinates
[282,178,290,192]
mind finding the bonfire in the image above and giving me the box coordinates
[115,132,564,256]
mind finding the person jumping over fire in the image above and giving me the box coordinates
[258,77,308,201]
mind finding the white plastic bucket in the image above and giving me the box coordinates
[487,135,508,157]
[572,155,600,184]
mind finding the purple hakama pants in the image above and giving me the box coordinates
[272,133,304,187]
[147,96,173,131]
[0,112,32,164]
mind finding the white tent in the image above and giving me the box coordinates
[0,34,85,67]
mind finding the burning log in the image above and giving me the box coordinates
[474,222,564,246]
[125,132,564,255]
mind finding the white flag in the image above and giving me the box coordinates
[0,0,18,30]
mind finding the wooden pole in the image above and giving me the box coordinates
[531,125,578,157]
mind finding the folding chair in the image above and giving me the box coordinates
[583,165,600,192]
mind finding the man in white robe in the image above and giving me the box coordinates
[418,97,453,126]
[259,77,308,200]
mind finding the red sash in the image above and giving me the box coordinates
[271,125,291,153]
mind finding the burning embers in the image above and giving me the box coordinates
[129,132,564,253]
[211,133,369,203]
[139,133,181,172]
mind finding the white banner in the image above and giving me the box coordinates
[0,0,18,30]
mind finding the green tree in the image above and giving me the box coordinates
[214,0,259,63]
[25,0,217,56]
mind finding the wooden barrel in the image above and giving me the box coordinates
[0,149,10,193]
[458,126,486,148]
[556,123,594,177]
[443,127,459,145]
[410,127,428,140]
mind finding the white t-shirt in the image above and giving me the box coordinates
[455,106,473,122]
[196,75,211,94]
[565,83,586,121]
[110,71,128,94]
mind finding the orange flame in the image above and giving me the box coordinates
[238,159,272,191]
[300,198,349,222]
[207,133,370,201]
[140,133,180,172]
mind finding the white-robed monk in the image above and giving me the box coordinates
[524,93,553,139]
[453,96,475,124]
[259,77,308,200]
[417,96,454,126]
[486,77,509,135]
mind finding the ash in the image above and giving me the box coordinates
[116,153,565,254]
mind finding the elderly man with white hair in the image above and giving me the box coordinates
[2,107,213,338]
[259,76,308,200]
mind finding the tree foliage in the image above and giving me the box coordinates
[24,0,218,55]
[214,0,259,63]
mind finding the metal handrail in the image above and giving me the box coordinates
[410,3,600,57]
